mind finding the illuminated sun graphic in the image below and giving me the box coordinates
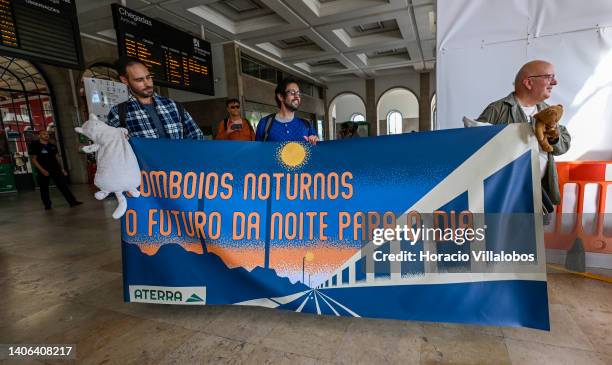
[277,142,309,169]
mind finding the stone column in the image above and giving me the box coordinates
[365,78,376,136]
[223,42,243,102]
[40,64,88,184]
[419,72,431,131]
[320,86,329,140]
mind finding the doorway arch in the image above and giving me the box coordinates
[0,57,57,191]
[376,87,419,135]
[328,92,366,140]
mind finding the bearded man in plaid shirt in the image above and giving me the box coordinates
[107,57,204,140]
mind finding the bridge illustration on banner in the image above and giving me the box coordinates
[318,124,546,287]
[236,125,547,318]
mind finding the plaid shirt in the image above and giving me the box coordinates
[107,94,204,140]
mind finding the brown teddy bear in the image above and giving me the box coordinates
[533,104,563,152]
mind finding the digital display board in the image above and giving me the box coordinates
[0,0,84,69]
[112,4,214,96]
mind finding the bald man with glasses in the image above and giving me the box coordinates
[476,59,571,210]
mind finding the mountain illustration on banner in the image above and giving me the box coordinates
[123,242,310,304]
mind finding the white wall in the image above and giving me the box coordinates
[377,88,420,134]
[167,43,227,102]
[437,0,612,160]
[333,94,366,122]
[327,78,366,103]
[374,73,421,103]
[377,89,419,119]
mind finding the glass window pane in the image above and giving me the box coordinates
[350,113,365,122]
[387,111,403,135]
[261,67,277,83]
[241,57,260,78]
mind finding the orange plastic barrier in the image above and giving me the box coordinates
[544,161,611,253]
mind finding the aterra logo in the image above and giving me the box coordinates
[129,285,206,305]
[134,289,182,301]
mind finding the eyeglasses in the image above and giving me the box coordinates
[229,105,240,109]
[528,74,556,82]
[285,90,301,97]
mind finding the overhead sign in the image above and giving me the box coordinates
[121,124,549,330]
[112,4,215,95]
[0,0,84,69]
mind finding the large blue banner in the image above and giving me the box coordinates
[122,124,550,330]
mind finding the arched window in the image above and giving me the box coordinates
[0,56,57,191]
[350,113,365,122]
[329,93,365,140]
[387,110,403,134]
[82,63,119,81]
[377,88,418,135]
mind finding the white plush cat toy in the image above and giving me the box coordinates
[75,114,141,219]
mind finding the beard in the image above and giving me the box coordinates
[283,98,300,112]
[131,86,154,98]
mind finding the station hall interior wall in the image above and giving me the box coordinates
[48,36,435,183]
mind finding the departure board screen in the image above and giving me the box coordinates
[0,0,83,69]
[112,4,214,95]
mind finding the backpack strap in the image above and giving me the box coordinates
[173,101,186,136]
[245,119,255,134]
[263,114,275,141]
[176,102,185,124]
[118,102,128,129]
[301,118,313,129]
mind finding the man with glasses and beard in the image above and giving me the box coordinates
[107,57,204,140]
[476,59,571,210]
[215,98,255,141]
[255,77,318,144]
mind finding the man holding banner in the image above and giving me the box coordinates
[255,77,318,144]
[476,60,571,206]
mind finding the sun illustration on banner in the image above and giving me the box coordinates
[277,142,310,169]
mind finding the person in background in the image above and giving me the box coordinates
[107,57,204,140]
[339,121,360,139]
[30,130,82,210]
[214,98,255,141]
[255,77,317,144]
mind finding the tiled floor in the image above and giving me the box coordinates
[0,185,610,364]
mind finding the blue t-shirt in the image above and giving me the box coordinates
[255,115,316,142]
[142,103,168,138]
